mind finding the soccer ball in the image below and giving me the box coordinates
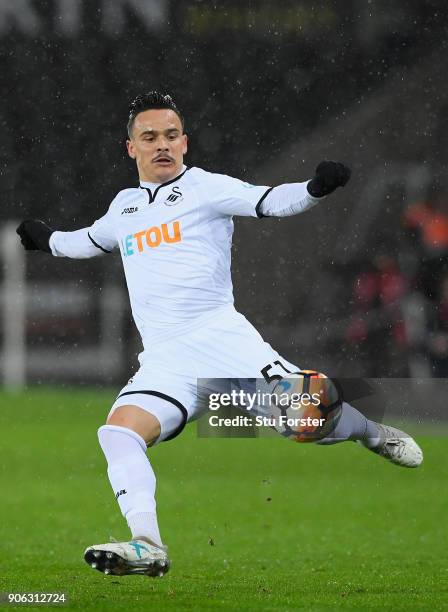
[268,370,342,442]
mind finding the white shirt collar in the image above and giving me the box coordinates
[139,165,187,190]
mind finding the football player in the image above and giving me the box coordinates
[17,92,423,578]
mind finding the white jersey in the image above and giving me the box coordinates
[50,166,272,346]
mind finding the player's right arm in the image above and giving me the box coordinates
[17,210,117,259]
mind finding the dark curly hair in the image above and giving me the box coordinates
[127,91,185,137]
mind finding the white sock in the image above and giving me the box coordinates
[316,401,380,447]
[97,424,163,547]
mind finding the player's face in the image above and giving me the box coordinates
[126,109,188,183]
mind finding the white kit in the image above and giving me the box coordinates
[49,166,316,440]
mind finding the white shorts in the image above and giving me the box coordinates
[109,306,299,443]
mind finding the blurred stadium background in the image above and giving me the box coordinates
[1,0,448,391]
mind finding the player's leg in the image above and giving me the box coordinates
[265,371,423,467]
[100,405,163,547]
[316,400,380,447]
[204,308,423,468]
[106,404,161,442]
[316,401,423,467]
[267,373,423,467]
[85,386,189,577]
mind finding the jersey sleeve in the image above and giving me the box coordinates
[49,207,118,259]
[258,181,322,217]
[209,173,272,218]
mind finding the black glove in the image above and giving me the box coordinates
[16,219,54,253]
[307,161,351,198]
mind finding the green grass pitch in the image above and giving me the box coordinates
[0,388,446,611]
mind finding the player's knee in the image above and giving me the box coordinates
[106,405,161,445]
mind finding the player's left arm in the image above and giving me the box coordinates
[208,161,350,218]
[259,161,351,218]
